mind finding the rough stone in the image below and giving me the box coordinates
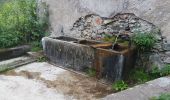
[163,43,170,51]
[149,54,165,69]
[165,51,170,56]
[163,57,170,64]
[44,0,170,40]
[70,13,159,40]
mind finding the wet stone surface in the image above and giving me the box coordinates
[1,62,113,100]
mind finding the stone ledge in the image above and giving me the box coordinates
[0,45,31,61]
[103,77,170,100]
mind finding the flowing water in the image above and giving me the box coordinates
[42,37,95,71]
[102,54,125,81]
[115,54,124,81]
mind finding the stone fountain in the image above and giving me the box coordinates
[42,13,161,82]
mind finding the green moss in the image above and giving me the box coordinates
[37,56,47,62]
[0,65,13,73]
[86,68,96,77]
[119,41,129,46]
[103,35,116,42]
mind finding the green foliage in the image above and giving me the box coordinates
[37,56,47,62]
[150,65,170,78]
[30,41,42,52]
[149,66,161,79]
[0,65,11,73]
[150,93,170,100]
[129,68,150,84]
[160,65,170,76]
[0,0,48,48]
[86,68,96,77]
[112,80,128,91]
[103,34,116,42]
[129,65,170,85]
[131,32,157,52]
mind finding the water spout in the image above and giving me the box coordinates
[112,32,121,50]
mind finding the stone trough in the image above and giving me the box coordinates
[42,36,136,82]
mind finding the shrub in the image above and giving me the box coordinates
[112,80,128,91]
[149,64,170,79]
[159,65,170,76]
[30,41,43,52]
[149,66,161,79]
[129,68,150,84]
[0,0,48,48]
[131,32,157,52]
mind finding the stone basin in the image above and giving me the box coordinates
[42,36,136,82]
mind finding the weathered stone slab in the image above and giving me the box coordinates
[103,77,170,100]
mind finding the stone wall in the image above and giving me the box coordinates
[44,0,170,42]
[70,13,160,40]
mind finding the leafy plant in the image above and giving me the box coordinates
[149,66,161,79]
[131,32,157,52]
[150,64,170,78]
[112,80,128,91]
[0,0,48,48]
[150,93,170,100]
[159,65,170,76]
[30,41,42,52]
[37,56,47,62]
[129,68,150,84]
[86,68,96,77]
